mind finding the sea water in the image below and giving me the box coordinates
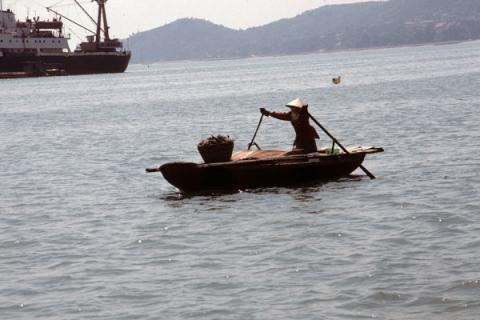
[1,41,480,319]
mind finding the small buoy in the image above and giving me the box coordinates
[332,76,342,85]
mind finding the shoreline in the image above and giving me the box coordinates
[133,39,479,66]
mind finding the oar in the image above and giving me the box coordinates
[248,114,264,150]
[308,113,376,179]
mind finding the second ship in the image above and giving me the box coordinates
[0,0,131,77]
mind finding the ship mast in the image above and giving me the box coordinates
[94,0,111,47]
[47,0,121,52]
[47,1,110,47]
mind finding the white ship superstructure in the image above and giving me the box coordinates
[0,8,70,55]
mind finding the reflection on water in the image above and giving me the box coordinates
[159,174,365,201]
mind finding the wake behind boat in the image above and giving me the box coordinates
[0,0,130,78]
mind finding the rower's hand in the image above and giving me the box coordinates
[260,108,270,116]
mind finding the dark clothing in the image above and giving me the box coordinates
[269,108,319,153]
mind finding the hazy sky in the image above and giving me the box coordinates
[5,0,373,39]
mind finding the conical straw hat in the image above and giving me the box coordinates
[286,98,308,109]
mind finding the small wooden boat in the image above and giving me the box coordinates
[150,146,383,192]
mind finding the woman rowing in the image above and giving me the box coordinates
[260,98,319,154]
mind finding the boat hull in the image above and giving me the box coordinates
[0,52,131,76]
[160,152,368,192]
[64,52,131,75]
[0,53,65,73]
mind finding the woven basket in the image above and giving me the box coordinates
[198,140,234,163]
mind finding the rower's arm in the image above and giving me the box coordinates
[269,111,292,121]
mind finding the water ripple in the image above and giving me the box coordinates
[1,42,480,320]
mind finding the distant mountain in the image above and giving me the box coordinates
[127,0,480,63]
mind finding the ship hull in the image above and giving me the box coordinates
[64,52,131,75]
[0,51,131,76]
[0,53,66,74]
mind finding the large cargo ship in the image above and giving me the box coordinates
[0,0,130,77]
